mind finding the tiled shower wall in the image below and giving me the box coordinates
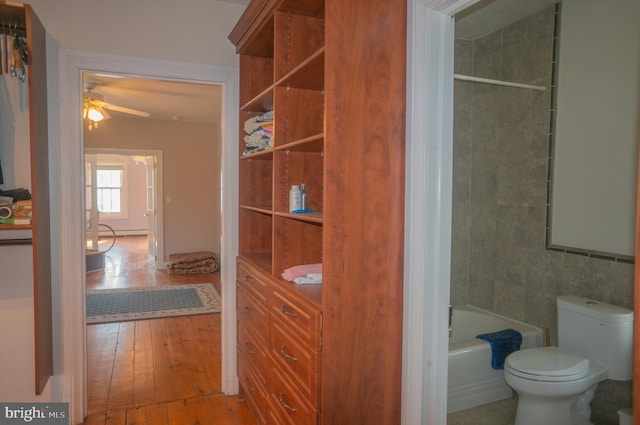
[450,6,633,423]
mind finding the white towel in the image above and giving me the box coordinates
[293,273,322,284]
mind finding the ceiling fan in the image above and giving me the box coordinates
[83,88,151,130]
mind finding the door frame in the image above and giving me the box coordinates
[57,49,239,423]
[402,0,483,423]
[83,148,164,268]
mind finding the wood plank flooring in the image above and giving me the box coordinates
[82,236,254,425]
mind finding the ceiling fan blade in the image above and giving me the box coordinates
[101,102,151,118]
[98,107,111,120]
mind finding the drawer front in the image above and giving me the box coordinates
[270,315,319,404]
[237,322,268,384]
[270,287,321,351]
[237,261,269,303]
[268,364,317,425]
[238,351,268,425]
[237,283,268,343]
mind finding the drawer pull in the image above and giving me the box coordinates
[244,342,256,355]
[243,306,254,317]
[279,392,297,413]
[244,378,256,392]
[280,345,297,362]
[280,305,298,318]
[244,275,258,286]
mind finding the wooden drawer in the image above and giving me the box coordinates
[237,261,269,303]
[238,351,268,425]
[267,363,317,425]
[237,283,268,344]
[269,315,320,405]
[237,321,268,384]
[270,287,321,351]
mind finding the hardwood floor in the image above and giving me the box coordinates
[82,236,254,425]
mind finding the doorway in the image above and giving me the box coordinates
[81,70,223,408]
[58,52,239,423]
[84,149,162,270]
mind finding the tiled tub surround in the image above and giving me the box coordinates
[450,6,633,424]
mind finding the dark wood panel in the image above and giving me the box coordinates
[240,56,274,107]
[273,217,322,276]
[273,87,323,146]
[25,4,53,396]
[274,149,323,213]
[239,209,274,265]
[239,148,273,207]
[274,11,324,81]
[321,0,406,423]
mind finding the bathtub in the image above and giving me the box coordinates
[447,305,543,414]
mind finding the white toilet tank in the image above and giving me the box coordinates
[557,295,633,381]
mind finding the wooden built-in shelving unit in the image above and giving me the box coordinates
[230,0,406,422]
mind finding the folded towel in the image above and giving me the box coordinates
[476,328,523,370]
[281,263,322,281]
[293,273,322,284]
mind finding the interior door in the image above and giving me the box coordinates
[146,156,158,267]
[84,154,99,250]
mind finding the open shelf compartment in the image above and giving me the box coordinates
[273,215,322,279]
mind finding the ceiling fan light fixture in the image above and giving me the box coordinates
[87,108,104,122]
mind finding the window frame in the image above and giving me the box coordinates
[95,155,128,220]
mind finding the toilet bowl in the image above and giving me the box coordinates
[504,296,633,425]
[504,347,607,425]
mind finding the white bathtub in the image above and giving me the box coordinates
[447,305,543,414]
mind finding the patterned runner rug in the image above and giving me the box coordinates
[86,283,221,324]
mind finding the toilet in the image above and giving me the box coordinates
[504,295,633,425]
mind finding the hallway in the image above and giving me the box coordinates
[82,236,253,425]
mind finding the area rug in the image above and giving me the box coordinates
[86,284,221,324]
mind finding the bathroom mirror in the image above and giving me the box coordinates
[547,0,640,260]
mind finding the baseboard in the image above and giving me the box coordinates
[113,230,148,237]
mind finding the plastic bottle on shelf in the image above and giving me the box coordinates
[300,183,307,210]
[289,185,301,213]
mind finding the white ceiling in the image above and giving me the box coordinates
[84,0,557,125]
[83,73,222,124]
[456,0,559,40]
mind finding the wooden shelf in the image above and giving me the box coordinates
[240,85,274,112]
[274,210,323,223]
[275,47,324,90]
[275,133,323,153]
[0,224,33,230]
[240,148,274,159]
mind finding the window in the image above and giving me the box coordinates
[96,156,128,219]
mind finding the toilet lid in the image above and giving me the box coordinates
[505,347,590,382]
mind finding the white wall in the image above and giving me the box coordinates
[85,117,222,261]
[0,245,37,400]
[24,0,244,68]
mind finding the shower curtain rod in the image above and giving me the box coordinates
[454,73,546,92]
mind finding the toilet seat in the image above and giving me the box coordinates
[505,346,590,382]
